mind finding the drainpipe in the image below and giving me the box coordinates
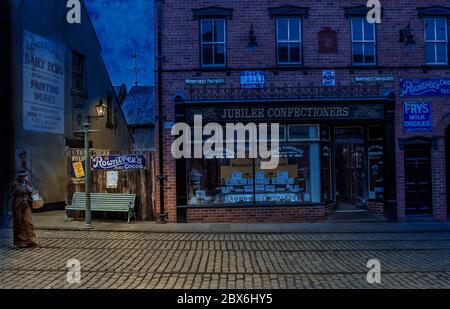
[156,0,166,222]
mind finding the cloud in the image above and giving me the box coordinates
[84,0,154,88]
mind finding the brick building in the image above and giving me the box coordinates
[154,0,450,223]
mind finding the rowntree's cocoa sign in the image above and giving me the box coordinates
[91,155,146,171]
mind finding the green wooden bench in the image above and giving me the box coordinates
[65,192,136,224]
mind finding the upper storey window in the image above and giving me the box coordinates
[269,5,309,66]
[351,17,376,65]
[424,17,448,65]
[276,18,302,65]
[418,6,450,65]
[193,7,233,68]
[201,19,226,67]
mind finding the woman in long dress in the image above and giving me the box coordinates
[8,170,39,248]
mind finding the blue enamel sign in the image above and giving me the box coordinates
[403,102,432,133]
[240,71,265,89]
[400,78,450,97]
[91,155,146,170]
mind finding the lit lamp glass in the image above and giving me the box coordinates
[95,100,108,117]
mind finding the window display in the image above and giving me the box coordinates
[187,144,321,205]
[368,145,384,201]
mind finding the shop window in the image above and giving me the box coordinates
[255,144,321,204]
[368,125,384,141]
[351,17,376,65]
[186,141,323,206]
[187,158,254,205]
[321,126,330,142]
[258,125,286,142]
[200,19,226,67]
[368,144,384,201]
[288,125,319,141]
[424,17,448,65]
[322,145,332,202]
[276,18,302,65]
[72,52,85,93]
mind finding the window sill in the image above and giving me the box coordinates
[421,64,450,69]
[274,64,306,69]
[196,66,228,72]
[177,202,327,209]
[348,65,381,69]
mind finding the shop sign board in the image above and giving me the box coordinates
[354,76,394,83]
[240,71,265,89]
[403,102,432,133]
[23,31,65,134]
[91,155,146,171]
[400,78,450,97]
[185,78,225,86]
[187,104,385,122]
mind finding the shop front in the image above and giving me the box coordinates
[175,99,395,223]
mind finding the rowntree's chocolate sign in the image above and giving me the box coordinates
[400,78,450,97]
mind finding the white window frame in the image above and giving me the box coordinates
[200,19,226,67]
[276,18,302,65]
[424,17,449,65]
[351,17,377,65]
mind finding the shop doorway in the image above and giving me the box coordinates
[446,127,450,218]
[404,143,432,217]
[335,128,367,211]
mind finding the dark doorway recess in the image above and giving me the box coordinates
[404,143,432,217]
[335,127,367,211]
[446,127,450,218]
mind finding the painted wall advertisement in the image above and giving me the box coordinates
[23,31,65,134]
[403,102,432,133]
[400,78,450,97]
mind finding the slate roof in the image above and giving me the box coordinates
[121,86,155,126]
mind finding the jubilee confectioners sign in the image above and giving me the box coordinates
[186,104,385,122]
[23,31,65,134]
[400,78,450,97]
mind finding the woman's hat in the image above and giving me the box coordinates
[16,170,29,178]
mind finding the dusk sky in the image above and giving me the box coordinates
[84,0,154,89]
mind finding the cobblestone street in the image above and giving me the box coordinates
[0,229,449,289]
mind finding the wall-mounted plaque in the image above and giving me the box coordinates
[185,78,226,86]
[318,27,338,53]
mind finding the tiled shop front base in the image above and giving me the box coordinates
[186,204,335,223]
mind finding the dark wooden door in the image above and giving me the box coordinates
[405,145,432,216]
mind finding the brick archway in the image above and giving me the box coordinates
[435,113,450,220]
[436,113,450,137]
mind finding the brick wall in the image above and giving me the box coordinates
[367,201,384,215]
[156,0,450,223]
[187,204,334,223]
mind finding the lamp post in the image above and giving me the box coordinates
[74,100,108,230]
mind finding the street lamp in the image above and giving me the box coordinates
[74,100,107,230]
